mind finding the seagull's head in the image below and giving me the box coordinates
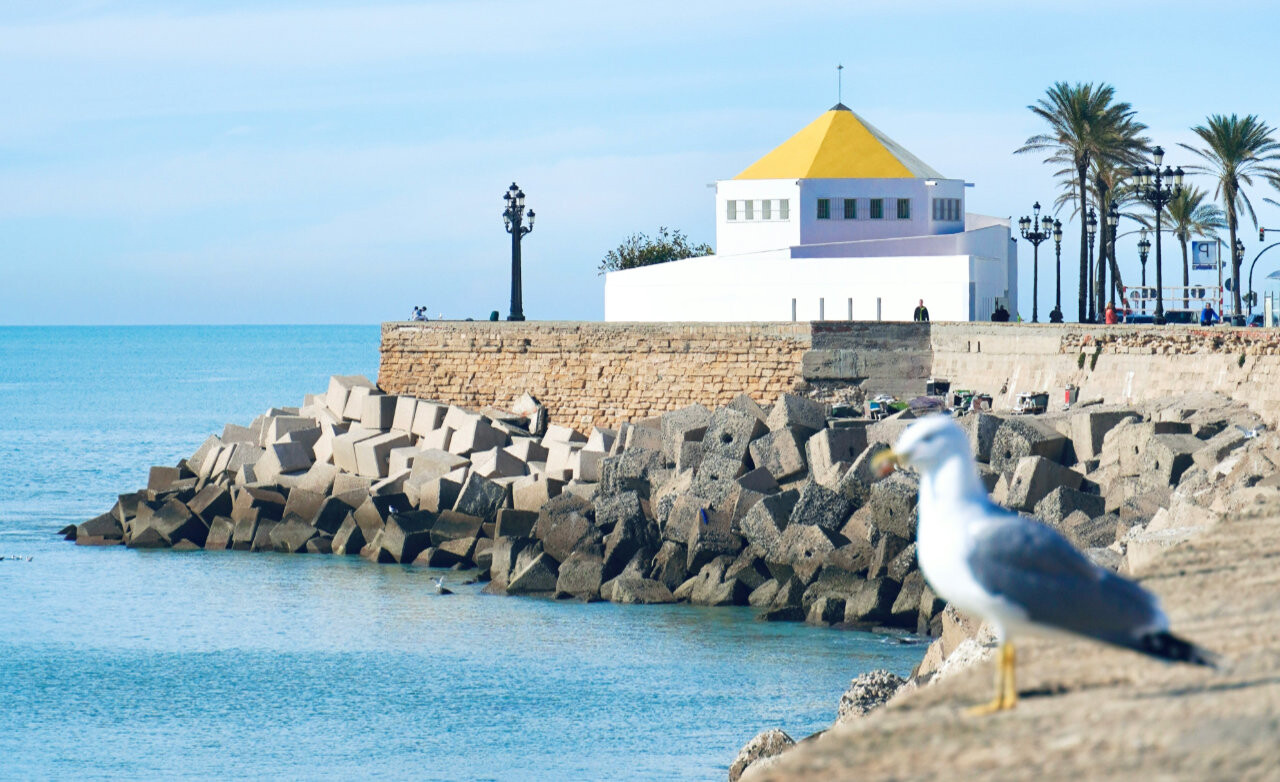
[873,415,970,476]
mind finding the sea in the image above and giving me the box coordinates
[0,326,921,781]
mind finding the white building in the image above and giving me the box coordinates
[604,103,1017,322]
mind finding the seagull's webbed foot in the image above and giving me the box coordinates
[966,642,1017,716]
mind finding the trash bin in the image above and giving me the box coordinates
[1064,384,1079,406]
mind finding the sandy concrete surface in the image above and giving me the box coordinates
[749,503,1280,782]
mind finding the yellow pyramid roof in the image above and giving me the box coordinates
[734,104,944,180]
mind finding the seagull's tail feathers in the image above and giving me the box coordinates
[1131,631,1219,668]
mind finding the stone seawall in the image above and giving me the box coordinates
[932,323,1280,424]
[380,321,1280,430]
[378,322,813,430]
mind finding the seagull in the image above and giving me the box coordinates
[1236,424,1265,440]
[873,416,1215,714]
[434,576,453,596]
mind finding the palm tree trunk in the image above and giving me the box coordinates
[1109,236,1124,303]
[1228,182,1241,322]
[1094,187,1108,314]
[1181,237,1190,310]
[1077,162,1089,322]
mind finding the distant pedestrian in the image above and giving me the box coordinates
[1104,302,1118,324]
[991,305,1010,322]
[913,299,930,322]
[1200,302,1220,326]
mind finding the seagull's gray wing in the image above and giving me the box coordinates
[967,506,1166,645]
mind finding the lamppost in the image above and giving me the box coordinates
[1132,146,1184,325]
[502,183,535,321]
[1106,201,1120,307]
[1050,219,1064,322]
[1086,208,1097,321]
[1138,229,1151,313]
[1234,239,1246,324]
[1018,202,1054,323]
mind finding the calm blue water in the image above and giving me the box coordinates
[0,326,920,781]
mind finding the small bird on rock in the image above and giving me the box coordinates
[1236,424,1265,440]
[873,416,1216,714]
[434,576,453,596]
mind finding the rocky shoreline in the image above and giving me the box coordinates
[59,375,1271,778]
[62,374,951,634]
[731,390,1277,780]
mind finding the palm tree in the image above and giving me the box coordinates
[1052,156,1147,316]
[1180,115,1280,321]
[1164,187,1226,308]
[1019,82,1147,322]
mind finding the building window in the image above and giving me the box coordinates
[843,198,857,220]
[817,198,830,219]
[897,199,911,220]
[779,199,789,220]
[869,198,884,219]
[745,200,754,220]
[931,198,962,221]
[726,200,737,221]
[762,200,771,220]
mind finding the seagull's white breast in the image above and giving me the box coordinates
[915,458,1029,639]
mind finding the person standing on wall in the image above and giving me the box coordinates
[913,299,930,322]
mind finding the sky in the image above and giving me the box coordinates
[4,0,1280,325]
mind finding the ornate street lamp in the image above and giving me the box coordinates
[1019,201,1054,323]
[502,182,535,321]
[1106,201,1120,307]
[1132,146,1184,325]
[1085,208,1098,322]
[1050,219,1064,322]
[1138,229,1151,313]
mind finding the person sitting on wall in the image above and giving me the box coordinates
[913,299,930,322]
[1104,302,1118,324]
[991,305,1010,322]
[1200,301,1221,326]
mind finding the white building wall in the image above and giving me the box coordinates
[605,252,982,323]
[714,177,969,256]
[714,180,802,255]
[797,178,966,245]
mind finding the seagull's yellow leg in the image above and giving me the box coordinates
[966,642,1017,716]
[1000,643,1018,709]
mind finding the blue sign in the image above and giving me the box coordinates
[1191,240,1218,270]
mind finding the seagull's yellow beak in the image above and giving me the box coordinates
[871,447,901,478]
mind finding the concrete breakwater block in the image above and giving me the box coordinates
[361,394,397,430]
[411,402,447,436]
[354,432,412,478]
[766,393,826,437]
[326,375,375,418]
[77,373,1273,644]
[256,442,314,483]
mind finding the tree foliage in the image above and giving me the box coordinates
[1181,114,1280,318]
[598,227,712,274]
[1017,81,1147,321]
